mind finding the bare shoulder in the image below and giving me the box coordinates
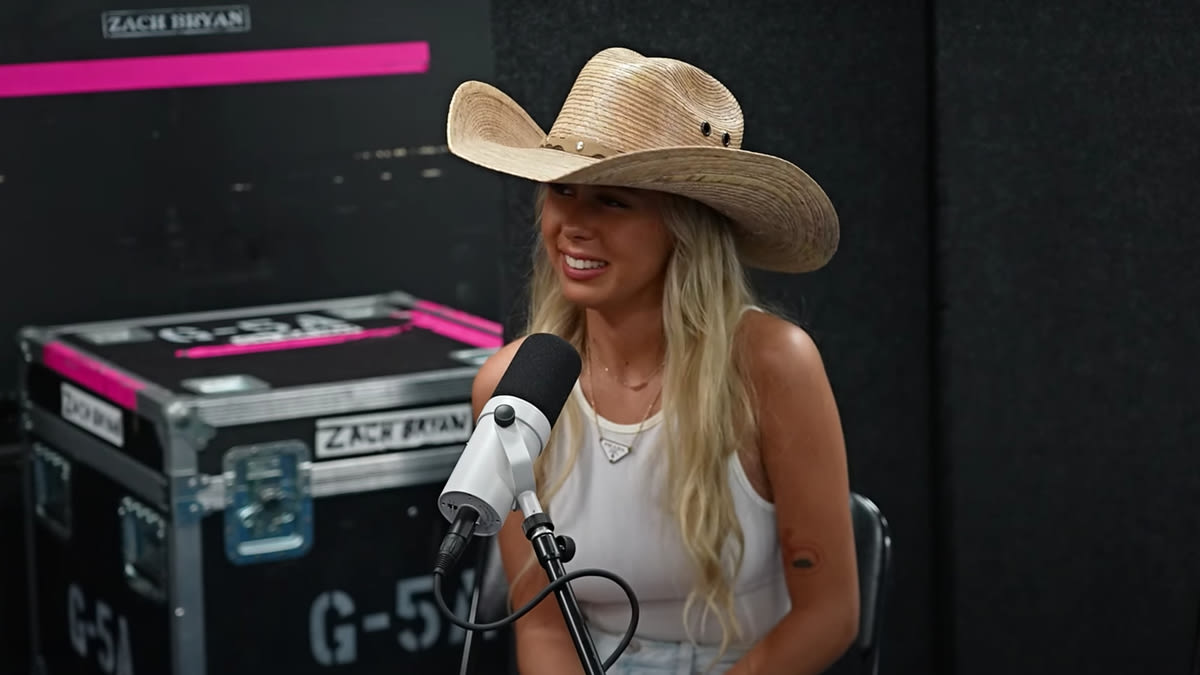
[736,308,841,462]
[737,309,826,386]
[471,335,530,416]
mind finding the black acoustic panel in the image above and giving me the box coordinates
[937,2,1200,673]
[490,2,933,674]
[0,0,505,411]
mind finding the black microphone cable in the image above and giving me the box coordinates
[432,551,640,671]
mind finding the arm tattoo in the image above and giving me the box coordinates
[782,528,823,575]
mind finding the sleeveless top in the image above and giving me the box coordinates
[542,380,792,646]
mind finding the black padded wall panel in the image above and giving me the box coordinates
[490,2,933,673]
[937,3,1200,673]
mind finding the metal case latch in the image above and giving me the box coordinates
[223,440,313,565]
[119,496,167,602]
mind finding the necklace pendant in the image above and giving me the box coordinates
[600,438,631,463]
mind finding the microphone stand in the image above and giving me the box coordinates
[493,405,605,674]
[516,491,606,675]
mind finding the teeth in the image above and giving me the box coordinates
[565,254,608,270]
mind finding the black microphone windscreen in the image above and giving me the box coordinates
[492,333,581,426]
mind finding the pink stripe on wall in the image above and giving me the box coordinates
[0,41,429,99]
[44,341,145,410]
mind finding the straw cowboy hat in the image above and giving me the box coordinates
[446,47,839,274]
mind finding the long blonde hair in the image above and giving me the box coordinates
[518,184,763,657]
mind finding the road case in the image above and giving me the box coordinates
[16,290,509,675]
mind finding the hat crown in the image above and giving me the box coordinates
[544,48,744,159]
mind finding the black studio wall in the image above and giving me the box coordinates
[492,1,1200,673]
[936,2,1200,673]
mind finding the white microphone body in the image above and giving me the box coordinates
[437,394,552,537]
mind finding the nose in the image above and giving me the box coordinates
[557,200,596,241]
[561,220,595,242]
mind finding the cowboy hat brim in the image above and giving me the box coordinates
[447,81,839,274]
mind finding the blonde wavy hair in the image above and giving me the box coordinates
[516,183,765,659]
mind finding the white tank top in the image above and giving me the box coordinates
[543,381,792,646]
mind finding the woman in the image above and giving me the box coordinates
[448,47,859,674]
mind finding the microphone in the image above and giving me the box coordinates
[429,333,638,675]
[434,333,581,574]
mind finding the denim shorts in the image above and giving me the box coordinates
[589,629,747,675]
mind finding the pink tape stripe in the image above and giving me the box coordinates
[174,325,408,359]
[413,300,503,334]
[44,341,145,410]
[411,311,503,349]
[0,41,429,99]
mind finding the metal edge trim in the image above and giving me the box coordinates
[26,405,168,510]
[170,515,206,675]
[17,325,50,351]
[165,411,206,675]
[191,369,477,428]
[28,291,412,337]
[189,444,463,509]
[310,444,463,497]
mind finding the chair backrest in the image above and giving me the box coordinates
[850,492,891,675]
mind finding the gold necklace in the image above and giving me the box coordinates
[587,351,662,464]
[589,343,665,391]
[599,361,664,391]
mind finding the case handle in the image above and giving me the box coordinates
[119,496,167,602]
[31,443,72,540]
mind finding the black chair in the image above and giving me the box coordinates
[849,491,892,675]
[458,494,893,675]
